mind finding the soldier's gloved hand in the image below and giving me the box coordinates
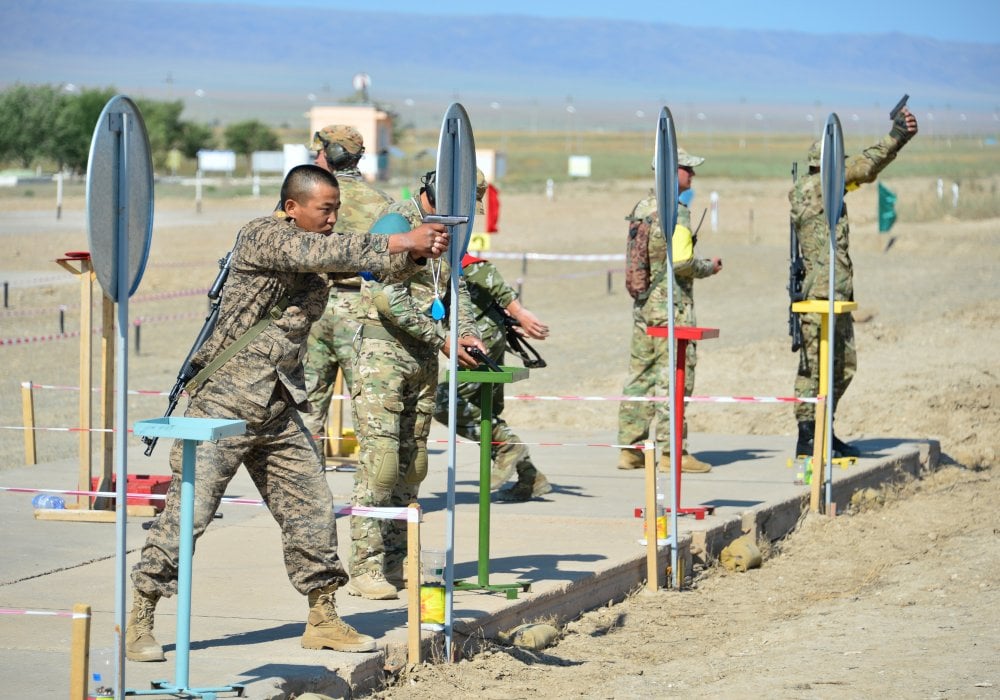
[890,107,918,144]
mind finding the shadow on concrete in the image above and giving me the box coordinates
[694,448,782,467]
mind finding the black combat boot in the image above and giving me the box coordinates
[831,432,861,458]
[795,421,814,457]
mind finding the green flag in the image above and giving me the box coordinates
[878,181,897,233]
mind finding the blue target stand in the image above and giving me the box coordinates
[129,417,247,699]
[449,365,532,599]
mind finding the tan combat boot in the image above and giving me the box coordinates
[125,589,166,662]
[617,448,644,470]
[489,461,516,491]
[658,454,673,472]
[385,561,408,591]
[301,583,376,653]
[345,570,398,600]
[681,451,712,473]
[496,466,552,502]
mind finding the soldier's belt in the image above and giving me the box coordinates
[359,322,397,342]
[332,283,361,293]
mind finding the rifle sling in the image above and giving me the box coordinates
[186,295,291,394]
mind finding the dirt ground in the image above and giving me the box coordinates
[1,173,997,697]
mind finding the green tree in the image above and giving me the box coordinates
[224,119,278,159]
[135,98,185,169]
[51,86,117,173]
[177,121,215,159]
[0,84,64,168]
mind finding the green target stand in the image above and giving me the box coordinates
[449,365,531,599]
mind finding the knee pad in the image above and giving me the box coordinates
[405,413,432,485]
[404,447,428,485]
[369,444,400,492]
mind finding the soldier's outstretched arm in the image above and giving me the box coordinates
[387,223,449,261]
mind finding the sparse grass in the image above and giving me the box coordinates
[3,130,998,216]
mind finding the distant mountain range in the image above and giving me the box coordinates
[2,0,998,132]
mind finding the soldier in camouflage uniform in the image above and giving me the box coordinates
[792,106,918,457]
[126,165,449,660]
[617,148,722,473]
[348,171,486,599]
[433,254,553,501]
[302,126,393,448]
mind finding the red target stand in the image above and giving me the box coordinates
[645,325,719,520]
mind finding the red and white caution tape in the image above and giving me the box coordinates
[0,485,417,521]
[2,311,202,346]
[506,393,820,404]
[486,252,624,262]
[0,330,82,346]
[0,608,89,619]
[21,380,818,406]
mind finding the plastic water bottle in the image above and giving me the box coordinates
[31,493,66,509]
[90,646,114,698]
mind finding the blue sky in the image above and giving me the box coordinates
[152,0,1000,44]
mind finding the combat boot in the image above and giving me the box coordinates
[125,589,165,662]
[301,583,376,653]
[345,570,398,600]
[795,421,814,457]
[680,451,712,473]
[617,448,644,470]
[831,432,861,458]
[658,454,673,472]
[385,561,408,591]
[496,466,551,502]
[489,461,516,491]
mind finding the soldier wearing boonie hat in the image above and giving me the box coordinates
[301,125,393,446]
[618,144,722,474]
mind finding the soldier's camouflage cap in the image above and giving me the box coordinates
[807,140,821,168]
[310,125,365,156]
[677,148,704,168]
[651,147,705,171]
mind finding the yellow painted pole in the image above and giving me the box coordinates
[407,503,422,665]
[644,441,658,592]
[791,300,857,514]
[810,397,827,513]
[96,294,115,510]
[77,259,94,509]
[69,603,91,700]
[21,381,36,465]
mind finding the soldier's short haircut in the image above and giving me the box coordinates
[280,164,340,208]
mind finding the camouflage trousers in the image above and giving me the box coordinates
[433,352,535,488]
[349,333,437,577]
[302,289,363,439]
[794,310,856,422]
[131,380,345,598]
[618,303,697,454]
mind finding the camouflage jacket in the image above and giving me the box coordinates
[790,133,905,301]
[330,168,393,288]
[361,197,479,353]
[633,191,711,324]
[192,213,421,409]
[461,259,518,351]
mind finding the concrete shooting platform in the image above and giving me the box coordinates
[0,425,940,698]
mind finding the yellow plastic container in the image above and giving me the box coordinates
[420,584,445,624]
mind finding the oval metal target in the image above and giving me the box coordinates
[85,94,154,302]
[434,102,477,257]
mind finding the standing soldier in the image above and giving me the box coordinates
[302,125,392,450]
[433,250,553,501]
[126,165,448,660]
[791,104,918,457]
[348,171,486,599]
[617,148,722,473]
